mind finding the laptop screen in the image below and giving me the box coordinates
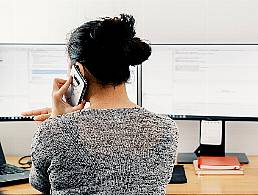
[0,142,6,165]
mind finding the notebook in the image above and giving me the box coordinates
[0,142,30,187]
[198,156,240,170]
[193,160,244,175]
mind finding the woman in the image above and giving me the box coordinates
[23,14,178,194]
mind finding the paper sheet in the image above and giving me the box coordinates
[200,120,222,145]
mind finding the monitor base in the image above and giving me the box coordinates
[177,152,249,164]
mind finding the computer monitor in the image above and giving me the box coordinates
[0,44,138,116]
[142,44,258,118]
[142,44,258,163]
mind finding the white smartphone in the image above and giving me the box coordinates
[65,65,87,106]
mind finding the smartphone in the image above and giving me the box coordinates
[65,65,87,106]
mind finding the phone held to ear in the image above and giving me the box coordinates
[65,65,87,106]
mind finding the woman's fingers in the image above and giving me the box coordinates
[59,76,72,95]
[52,78,66,92]
[34,113,51,121]
[21,111,33,116]
[71,101,86,112]
[21,107,51,116]
[51,77,74,117]
[21,108,51,122]
[52,77,72,98]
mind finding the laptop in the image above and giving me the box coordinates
[0,142,30,187]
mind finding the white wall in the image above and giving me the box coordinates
[1,0,258,43]
[1,0,258,155]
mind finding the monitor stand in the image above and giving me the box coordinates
[177,152,249,164]
[177,120,249,164]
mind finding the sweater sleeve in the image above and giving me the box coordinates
[157,119,179,186]
[29,119,55,194]
[165,120,179,183]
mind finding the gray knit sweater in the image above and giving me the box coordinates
[30,107,178,195]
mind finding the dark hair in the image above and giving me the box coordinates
[67,14,151,86]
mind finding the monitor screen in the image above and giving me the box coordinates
[0,44,138,116]
[142,44,258,117]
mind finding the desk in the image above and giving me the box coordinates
[1,156,258,194]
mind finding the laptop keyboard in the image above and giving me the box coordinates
[0,164,26,175]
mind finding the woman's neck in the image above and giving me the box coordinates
[88,83,138,109]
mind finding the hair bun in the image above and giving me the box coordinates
[91,14,151,66]
[125,37,152,66]
[92,14,136,45]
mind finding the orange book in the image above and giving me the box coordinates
[193,160,244,175]
[198,156,240,170]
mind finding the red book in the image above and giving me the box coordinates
[198,156,241,170]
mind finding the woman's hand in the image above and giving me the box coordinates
[21,107,52,122]
[51,77,85,117]
[21,77,85,122]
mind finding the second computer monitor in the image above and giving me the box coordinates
[142,44,258,118]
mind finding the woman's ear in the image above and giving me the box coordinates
[76,62,96,82]
[76,62,85,76]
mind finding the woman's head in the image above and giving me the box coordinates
[67,14,151,86]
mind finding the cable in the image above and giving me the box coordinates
[18,155,32,169]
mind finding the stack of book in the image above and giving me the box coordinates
[193,156,244,175]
